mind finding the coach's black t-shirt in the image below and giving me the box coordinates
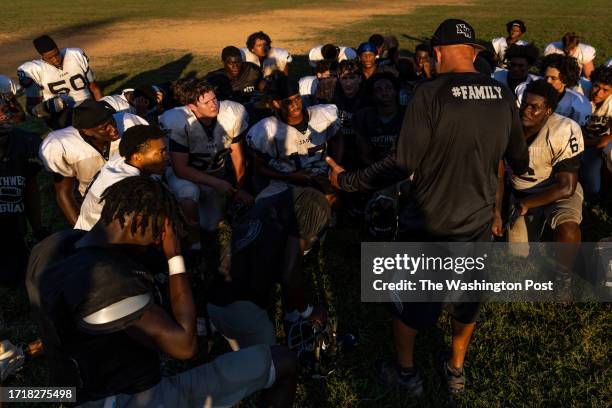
[31,235,160,403]
[339,72,529,240]
[353,106,406,163]
[207,62,262,104]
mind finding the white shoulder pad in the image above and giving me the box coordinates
[219,100,249,136]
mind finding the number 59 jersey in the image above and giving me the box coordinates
[511,113,584,193]
[17,48,95,108]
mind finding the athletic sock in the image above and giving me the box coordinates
[446,362,463,377]
[396,364,416,380]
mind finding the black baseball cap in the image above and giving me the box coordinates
[430,19,485,50]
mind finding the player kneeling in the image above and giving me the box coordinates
[27,177,296,407]
[501,80,583,297]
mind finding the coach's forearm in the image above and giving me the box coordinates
[338,156,407,193]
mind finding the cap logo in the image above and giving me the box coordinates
[456,24,472,38]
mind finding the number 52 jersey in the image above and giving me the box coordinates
[511,113,584,194]
[17,48,95,108]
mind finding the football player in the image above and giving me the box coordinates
[308,43,356,68]
[17,35,102,129]
[493,43,539,99]
[27,176,298,407]
[39,100,147,225]
[491,19,528,67]
[537,54,592,126]
[298,60,334,107]
[247,75,341,206]
[240,31,292,77]
[75,125,169,231]
[159,78,252,249]
[205,46,265,104]
[100,86,163,124]
[544,32,596,79]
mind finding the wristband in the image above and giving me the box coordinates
[167,255,186,276]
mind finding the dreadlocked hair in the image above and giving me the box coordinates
[99,176,184,242]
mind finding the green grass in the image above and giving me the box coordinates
[1,0,612,407]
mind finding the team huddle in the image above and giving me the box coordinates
[0,16,611,407]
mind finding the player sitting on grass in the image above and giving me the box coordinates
[205,46,265,105]
[247,75,341,206]
[159,78,252,251]
[581,65,612,202]
[207,186,330,350]
[491,19,528,67]
[538,54,592,126]
[18,35,102,130]
[0,75,26,123]
[240,31,292,77]
[26,176,297,407]
[39,99,147,225]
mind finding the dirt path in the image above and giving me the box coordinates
[0,0,463,75]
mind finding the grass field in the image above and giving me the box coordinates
[1,0,611,407]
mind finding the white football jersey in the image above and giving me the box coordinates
[299,76,319,96]
[556,88,592,126]
[491,37,528,65]
[247,104,339,176]
[39,112,147,195]
[159,100,248,175]
[74,155,140,231]
[544,42,596,70]
[308,45,357,68]
[584,94,612,141]
[239,47,292,77]
[511,113,584,193]
[17,48,95,108]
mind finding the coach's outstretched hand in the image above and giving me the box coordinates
[326,156,345,189]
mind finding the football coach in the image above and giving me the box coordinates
[326,19,529,395]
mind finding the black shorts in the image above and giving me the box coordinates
[387,301,481,331]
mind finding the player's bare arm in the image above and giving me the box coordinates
[88,81,103,100]
[53,175,80,225]
[518,171,578,214]
[229,140,253,204]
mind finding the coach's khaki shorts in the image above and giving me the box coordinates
[207,301,277,351]
[166,168,228,231]
[79,344,274,408]
[508,183,583,244]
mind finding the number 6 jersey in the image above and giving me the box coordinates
[17,48,95,108]
[511,113,584,193]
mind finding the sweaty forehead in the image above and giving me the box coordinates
[524,93,547,106]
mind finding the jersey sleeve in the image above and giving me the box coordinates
[229,102,249,142]
[552,119,584,170]
[159,110,188,152]
[17,62,42,98]
[581,44,596,63]
[308,46,322,67]
[319,104,340,139]
[247,120,276,158]
[39,137,75,177]
[71,48,96,82]
[543,42,561,56]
